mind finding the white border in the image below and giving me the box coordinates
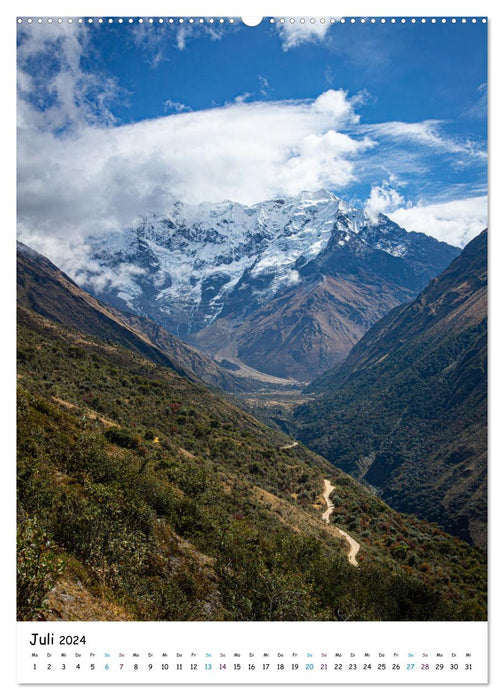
[2,2,501,699]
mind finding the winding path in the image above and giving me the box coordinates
[322,479,360,567]
[280,441,298,450]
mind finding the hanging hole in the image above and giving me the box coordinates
[241,17,263,27]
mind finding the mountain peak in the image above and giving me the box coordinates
[297,188,338,202]
[70,191,461,381]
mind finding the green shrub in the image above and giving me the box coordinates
[17,514,65,620]
[104,426,140,449]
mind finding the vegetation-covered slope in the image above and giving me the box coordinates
[295,231,487,548]
[17,242,258,393]
[17,305,486,622]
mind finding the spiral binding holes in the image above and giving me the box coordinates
[16,17,488,25]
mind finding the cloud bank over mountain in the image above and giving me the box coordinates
[17,20,487,266]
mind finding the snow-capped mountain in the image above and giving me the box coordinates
[81,190,356,330]
[78,190,460,381]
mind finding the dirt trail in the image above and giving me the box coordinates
[280,441,298,450]
[322,479,360,567]
[51,396,119,428]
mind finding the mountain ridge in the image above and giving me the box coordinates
[16,241,267,393]
[294,230,487,547]
[64,189,460,380]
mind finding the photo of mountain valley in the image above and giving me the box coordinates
[16,16,487,622]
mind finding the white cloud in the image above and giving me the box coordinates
[363,120,486,161]
[163,99,192,113]
[388,197,487,247]
[16,23,488,274]
[258,75,270,97]
[277,18,332,50]
[351,119,487,203]
[312,89,359,122]
[234,92,254,104]
[462,83,487,121]
[175,25,191,51]
[365,182,405,217]
[17,22,118,132]
[17,89,373,275]
[132,19,226,61]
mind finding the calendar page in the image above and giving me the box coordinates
[14,1,489,689]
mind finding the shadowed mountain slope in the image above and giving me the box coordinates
[17,242,261,393]
[294,230,487,548]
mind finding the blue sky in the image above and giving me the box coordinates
[17,16,487,260]
[93,19,487,127]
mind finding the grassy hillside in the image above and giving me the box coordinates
[17,305,486,622]
[17,242,260,393]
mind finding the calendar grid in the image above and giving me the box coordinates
[17,621,488,684]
